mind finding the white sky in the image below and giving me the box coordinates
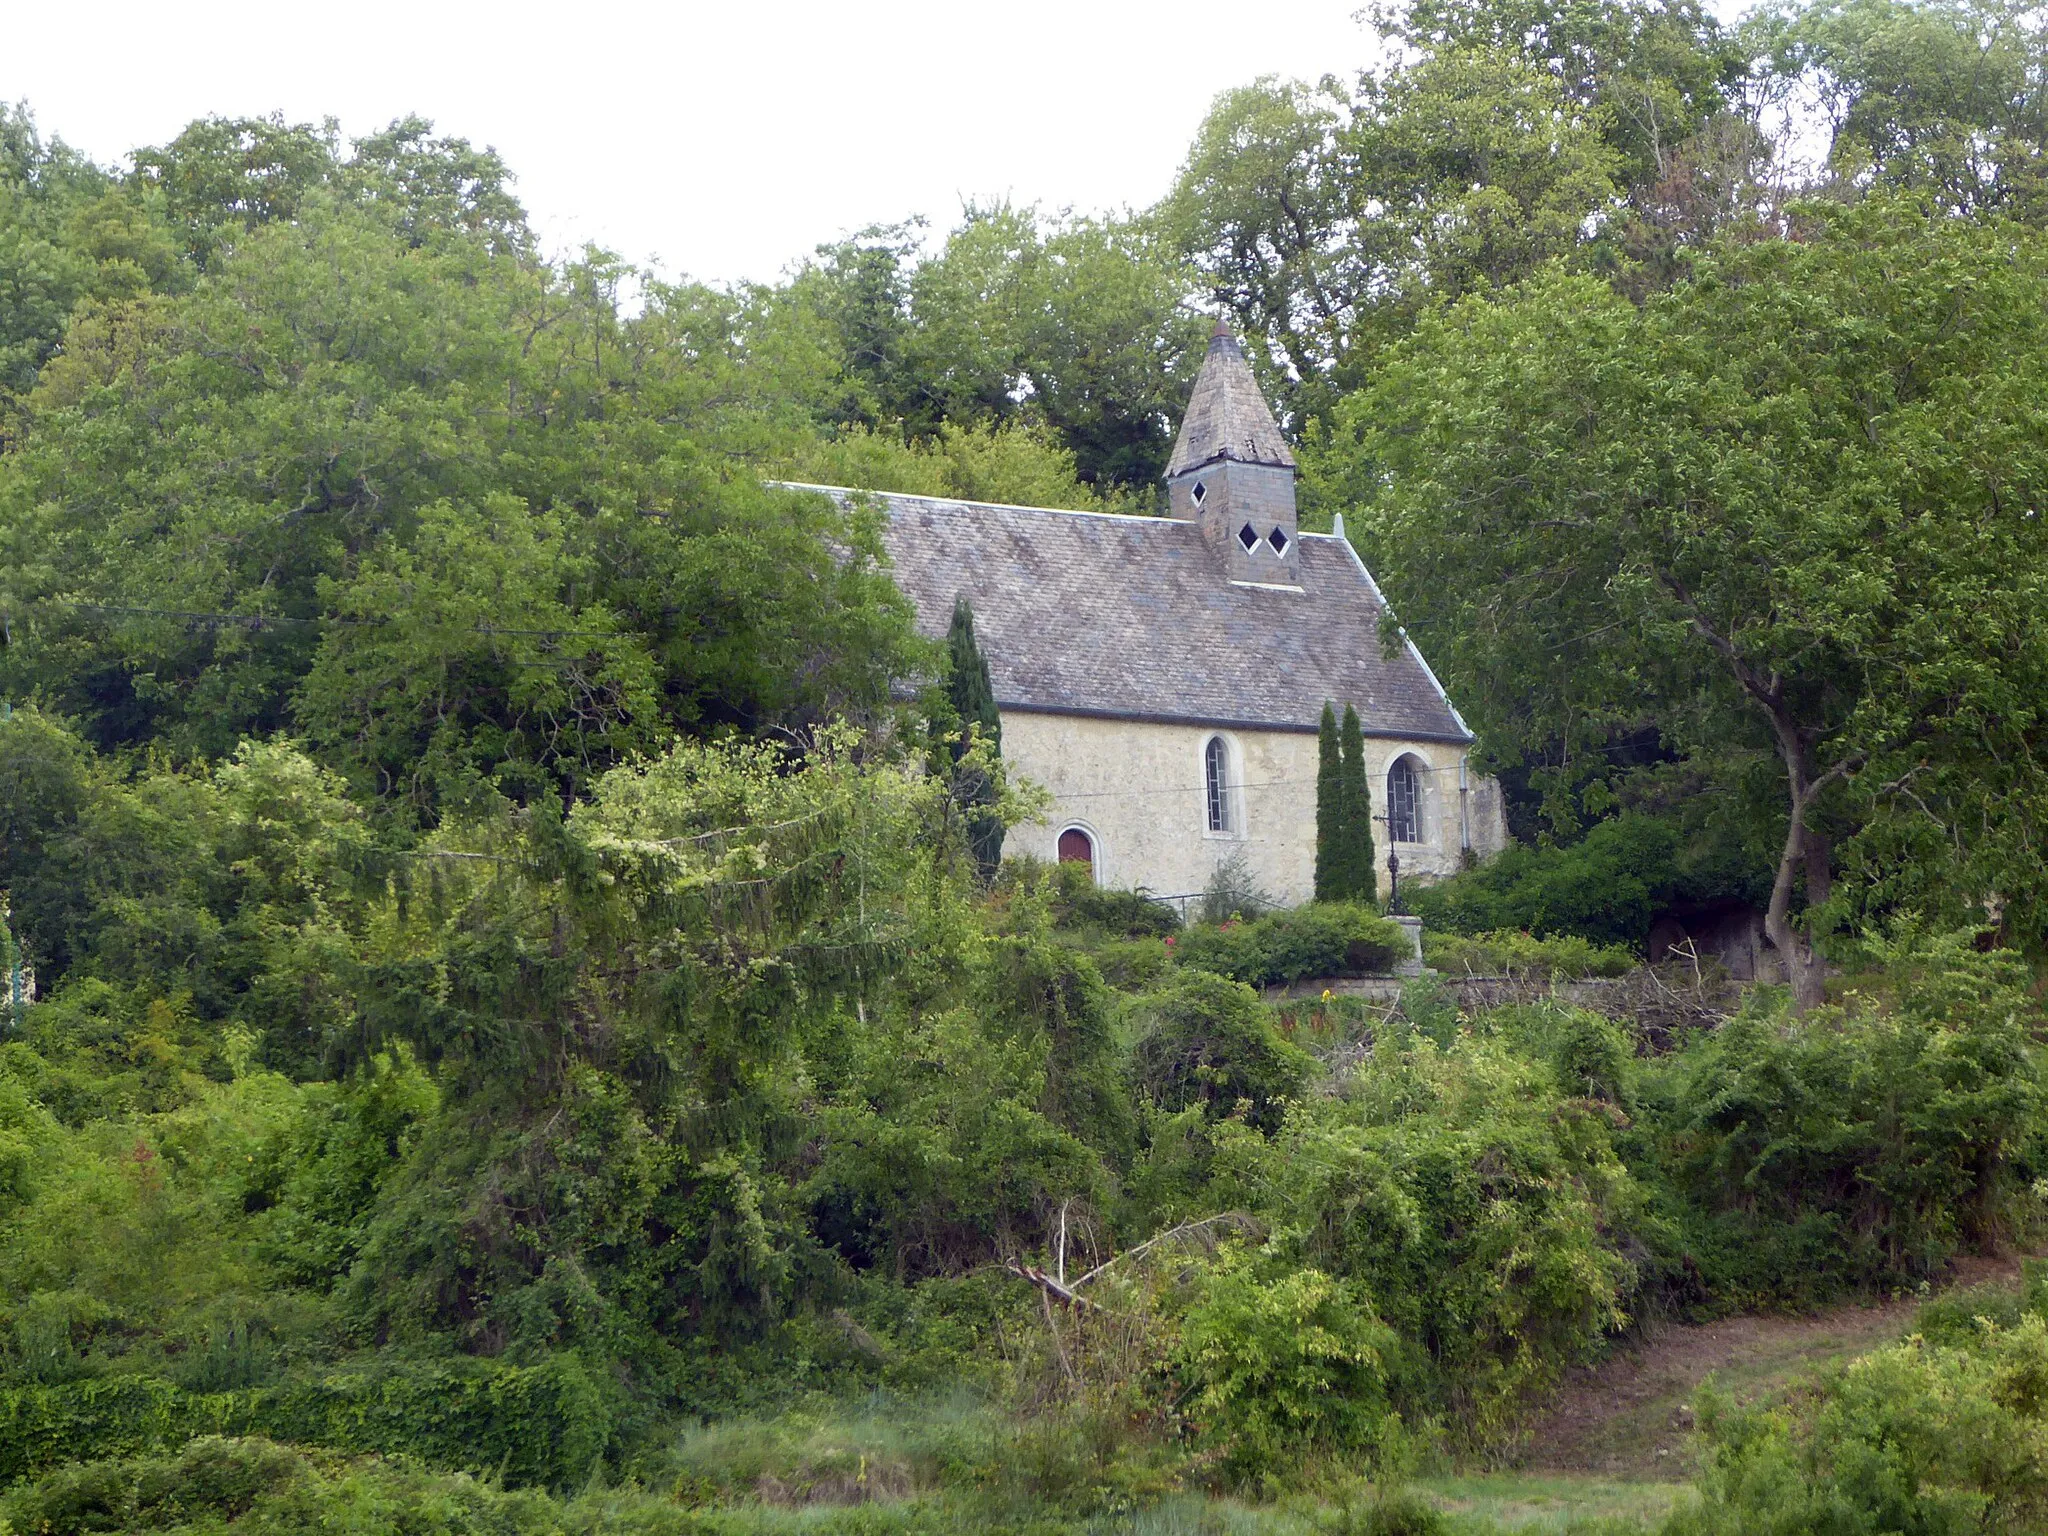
[8,0,1388,286]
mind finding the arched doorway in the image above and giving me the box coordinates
[1057,826,1095,878]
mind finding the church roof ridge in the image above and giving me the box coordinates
[1164,318,1296,478]
[774,481,1361,539]
[768,480,1166,525]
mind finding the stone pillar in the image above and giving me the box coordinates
[1390,915,1425,977]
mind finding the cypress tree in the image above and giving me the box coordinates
[1314,702,1342,901]
[1339,704,1378,902]
[945,597,1004,878]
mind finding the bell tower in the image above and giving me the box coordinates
[1165,319,1298,584]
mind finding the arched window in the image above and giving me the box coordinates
[1204,736,1231,833]
[1387,757,1422,844]
[1057,826,1095,877]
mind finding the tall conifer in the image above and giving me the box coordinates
[1314,702,1342,900]
[946,597,1004,877]
[1340,703,1378,902]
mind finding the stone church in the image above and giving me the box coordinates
[799,320,1506,905]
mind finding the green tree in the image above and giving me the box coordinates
[784,205,1203,492]
[945,596,1004,878]
[1755,0,2048,221]
[1377,0,1742,196]
[1310,708,1376,909]
[1314,702,1378,901]
[0,177,920,784]
[132,113,341,269]
[1338,198,2048,1004]
[1017,214,1206,492]
[1165,48,1623,426]
[1340,705,1378,901]
[1315,702,1344,900]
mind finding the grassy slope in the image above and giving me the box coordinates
[1394,1253,2039,1530]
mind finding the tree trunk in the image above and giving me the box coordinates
[1760,709,1833,1013]
[1764,788,1828,1012]
[1804,826,1833,909]
[1665,588,1845,1013]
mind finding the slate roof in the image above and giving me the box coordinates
[792,485,1472,742]
[1165,320,1296,477]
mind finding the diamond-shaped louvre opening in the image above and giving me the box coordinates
[1238,522,1259,551]
[1268,526,1289,554]
[1191,480,1207,506]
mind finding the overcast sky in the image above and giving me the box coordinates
[8,0,1390,285]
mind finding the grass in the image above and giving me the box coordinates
[1416,1473,1694,1531]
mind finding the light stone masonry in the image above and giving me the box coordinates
[1003,711,1505,905]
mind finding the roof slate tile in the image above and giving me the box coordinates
[796,485,1471,742]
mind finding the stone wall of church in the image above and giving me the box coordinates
[1000,710,1508,908]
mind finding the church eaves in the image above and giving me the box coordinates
[1163,319,1296,478]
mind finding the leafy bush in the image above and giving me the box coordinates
[0,1439,574,1536]
[1130,972,1314,1134]
[1176,1252,1400,1487]
[1674,1317,2048,1535]
[1405,813,1754,950]
[1047,861,1181,937]
[1913,1277,2032,1349]
[1486,1003,1639,1109]
[1175,904,1407,988]
[1222,1031,1643,1441]
[0,1353,614,1489]
[2,1436,309,1536]
[1422,929,1635,980]
[1646,931,2044,1304]
[1089,935,1172,991]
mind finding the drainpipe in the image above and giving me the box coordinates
[1459,756,1471,854]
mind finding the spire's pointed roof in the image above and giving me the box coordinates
[1165,319,1296,478]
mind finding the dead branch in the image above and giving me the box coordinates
[1069,1212,1264,1290]
[1006,1260,1105,1313]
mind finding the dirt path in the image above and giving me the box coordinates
[1515,1253,2030,1482]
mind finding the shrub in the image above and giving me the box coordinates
[1233,1031,1642,1440]
[1089,936,1171,991]
[1,1440,569,1536]
[1175,1252,1400,1487]
[1047,861,1181,937]
[1130,972,1314,1134]
[1422,929,1635,980]
[1674,1317,2048,1535]
[1914,1280,2030,1349]
[0,1354,614,1489]
[1487,1003,1638,1108]
[1175,904,1407,988]
[1404,812,1762,950]
[1646,931,2044,1303]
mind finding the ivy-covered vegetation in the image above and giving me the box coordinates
[5,0,2048,1526]
[0,699,2038,1531]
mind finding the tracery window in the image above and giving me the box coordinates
[1387,756,1421,844]
[1204,736,1230,833]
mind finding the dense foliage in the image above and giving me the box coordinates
[6,0,2048,1526]
[0,692,2035,1525]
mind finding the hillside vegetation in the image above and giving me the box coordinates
[5,0,2048,1529]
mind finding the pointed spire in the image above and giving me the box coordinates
[1165,318,1296,479]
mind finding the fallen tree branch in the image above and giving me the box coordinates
[1004,1260,1106,1313]
[1069,1212,1263,1289]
